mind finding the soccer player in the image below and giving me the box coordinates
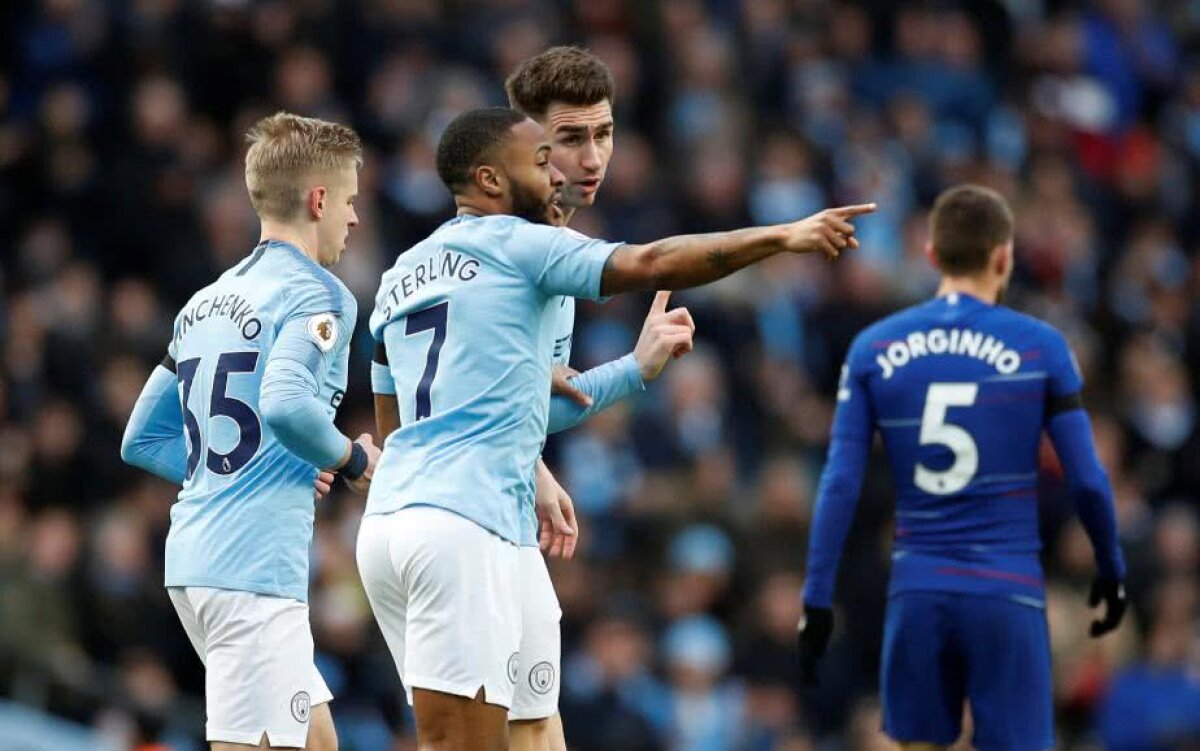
[121,112,381,751]
[797,185,1128,751]
[500,46,696,750]
[357,106,874,751]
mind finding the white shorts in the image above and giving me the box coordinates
[167,586,333,748]
[356,506,521,708]
[509,546,562,721]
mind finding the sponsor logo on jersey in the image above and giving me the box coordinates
[507,652,520,683]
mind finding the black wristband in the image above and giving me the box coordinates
[341,442,368,481]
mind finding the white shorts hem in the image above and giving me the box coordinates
[404,674,513,709]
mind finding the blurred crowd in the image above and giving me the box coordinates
[2,0,1200,749]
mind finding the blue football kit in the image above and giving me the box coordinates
[804,292,1125,750]
[122,239,356,603]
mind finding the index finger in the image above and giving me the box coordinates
[829,203,877,218]
[650,290,671,314]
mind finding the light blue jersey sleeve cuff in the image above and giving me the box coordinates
[547,352,644,434]
[372,360,396,395]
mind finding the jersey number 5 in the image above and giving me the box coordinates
[178,352,262,480]
[405,302,449,421]
[914,382,979,496]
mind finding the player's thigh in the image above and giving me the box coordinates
[361,507,521,709]
[509,546,562,723]
[881,592,965,747]
[191,587,329,749]
[412,686,509,751]
[959,597,1053,751]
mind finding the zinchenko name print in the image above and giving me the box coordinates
[875,328,1022,380]
[176,293,262,342]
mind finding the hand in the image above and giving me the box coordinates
[1087,578,1128,637]
[780,204,877,260]
[797,606,834,686]
[633,291,696,381]
[344,433,381,495]
[313,470,335,500]
[551,364,592,408]
[535,460,579,559]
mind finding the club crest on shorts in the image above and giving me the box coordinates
[529,661,556,695]
[507,652,520,683]
[291,691,311,723]
[307,313,338,352]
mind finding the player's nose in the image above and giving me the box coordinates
[548,163,565,188]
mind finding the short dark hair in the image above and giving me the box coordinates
[435,107,528,194]
[929,184,1014,276]
[505,46,615,119]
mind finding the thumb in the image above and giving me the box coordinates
[650,290,671,315]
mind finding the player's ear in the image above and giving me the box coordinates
[924,241,940,272]
[992,241,1012,276]
[476,164,504,197]
[308,186,328,219]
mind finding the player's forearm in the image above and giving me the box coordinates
[120,365,188,484]
[803,437,870,608]
[260,358,351,470]
[1047,410,1127,580]
[547,353,644,434]
[600,226,785,295]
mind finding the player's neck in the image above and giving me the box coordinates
[455,195,508,218]
[259,222,319,264]
[559,206,578,226]
[936,276,1000,305]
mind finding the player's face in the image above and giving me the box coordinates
[502,118,565,225]
[543,100,614,211]
[315,164,360,266]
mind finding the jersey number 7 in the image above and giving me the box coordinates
[914,382,979,496]
[405,302,449,421]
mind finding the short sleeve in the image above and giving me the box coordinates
[505,224,622,300]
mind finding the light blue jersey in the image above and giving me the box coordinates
[367,214,620,544]
[156,240,355,602]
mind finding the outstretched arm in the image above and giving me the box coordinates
[121,358,188,484]
[599,205,875,295]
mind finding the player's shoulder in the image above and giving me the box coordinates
[984,304,1069,348]
[275,253,351,317]
[847,301,932,355]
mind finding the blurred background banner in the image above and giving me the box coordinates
[1,1,1198,749]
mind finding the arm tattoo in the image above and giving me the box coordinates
[707,246,732,274]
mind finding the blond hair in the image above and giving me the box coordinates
[244,112,363,221]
